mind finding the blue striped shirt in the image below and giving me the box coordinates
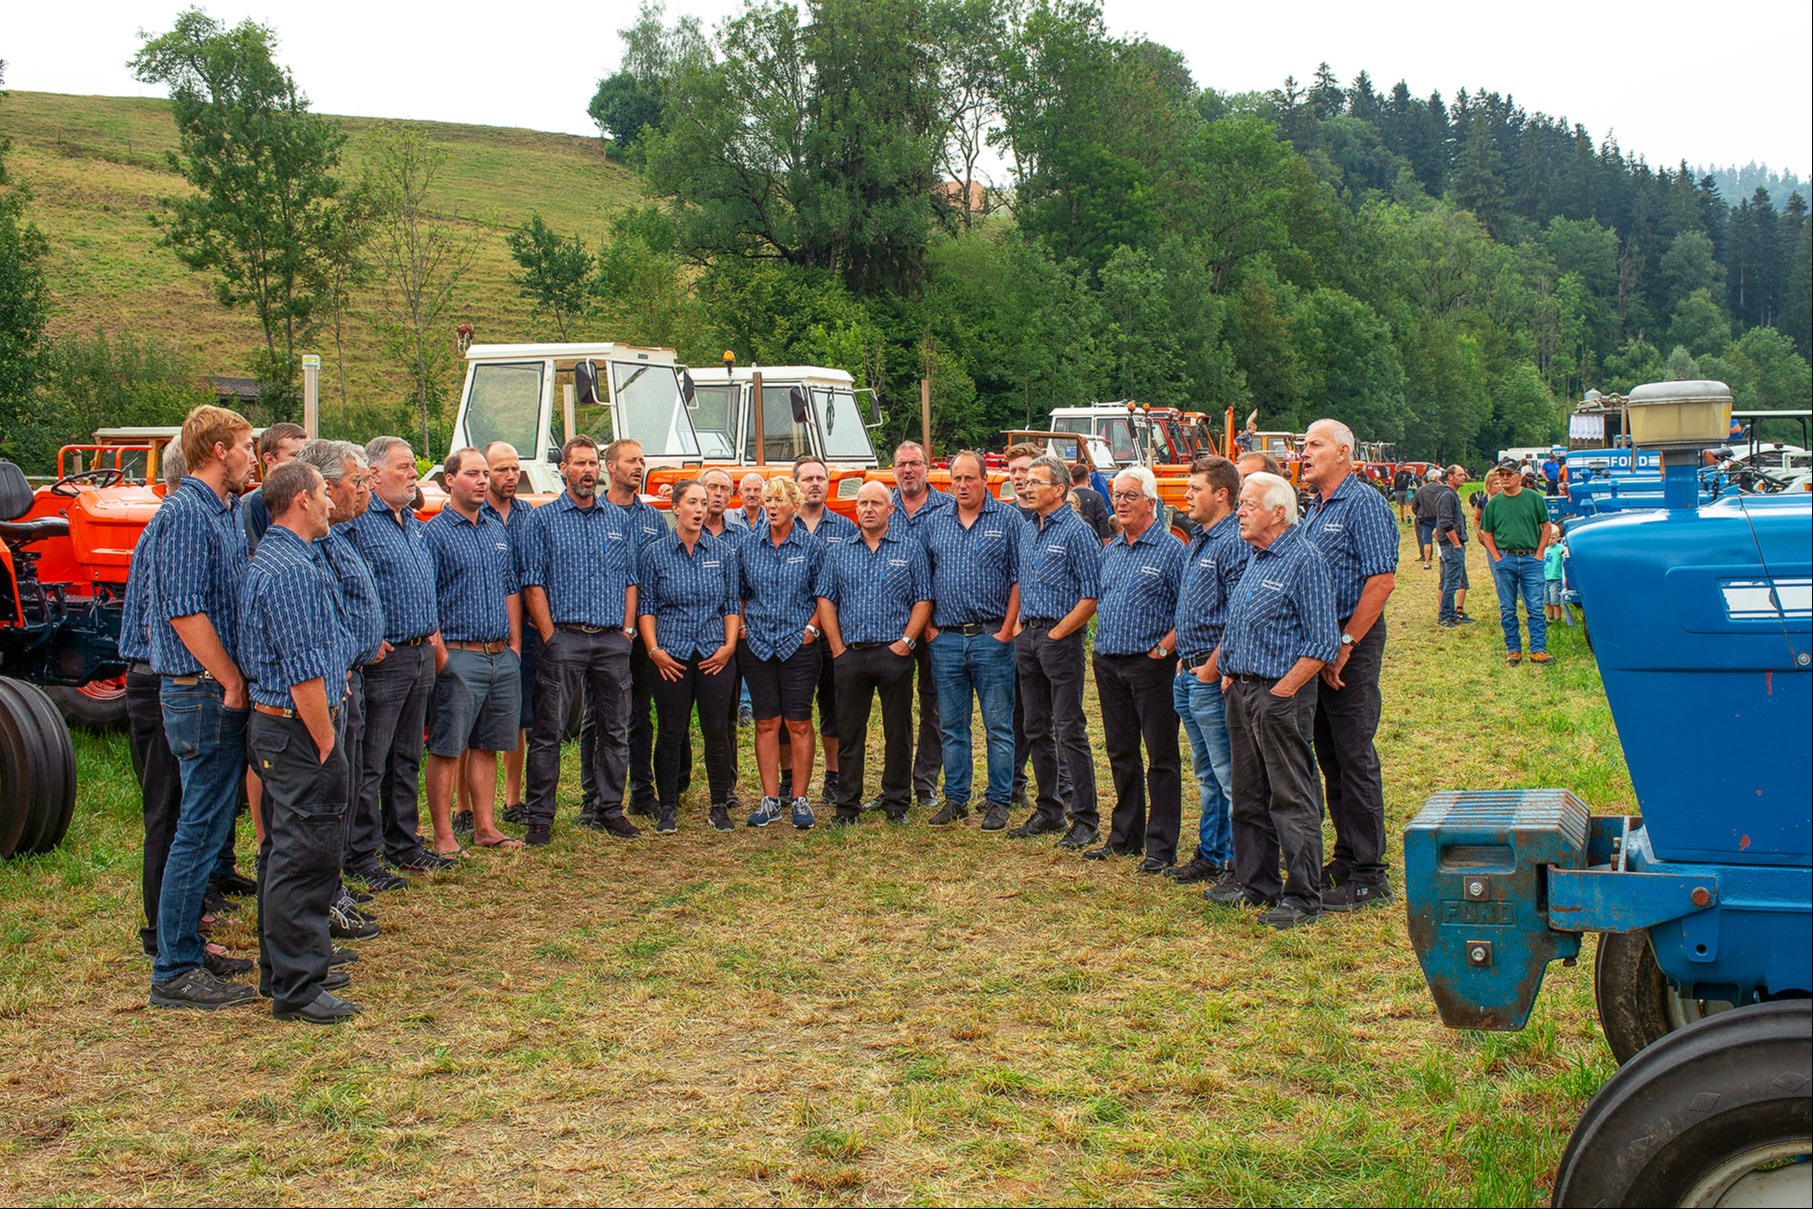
[1175,512,1250,659]
[638,531,740,658]
[347,497,439,643]
[1302,473,1399,618]
[815,529,932,645]
[118,507,170,663]
[518,490,637,629]
[799,508,859,546]
[725,506,766,533]
[1016,505,1102,622]
[739,521,824,660]
[1095,521,1185,655]
[144,476,249,675]
[921,495,1024,628]
[890,486,953,536]
[1218,526,1340,679]
[422,507,518,643]
[318,527,386,666]
[608,494,670,557]
[481,497,535,580]
[239,525,353,710]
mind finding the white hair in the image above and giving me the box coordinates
[1244,471,1299,524]
[739,471,765,490]
[1311,418,1356,460]
[1114,465,1159,501]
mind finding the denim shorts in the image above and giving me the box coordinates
[1544,580,1563,606]
[428,647,521,755]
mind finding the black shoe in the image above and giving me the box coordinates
[344,884,374,903]
[594,812,640,838]
[1321,881,1394,913]
[928,801,970,826]
[329,899,381,941]
[352,864,409,893]
[980,803,1011,831]
[392,847,456,874]
[149,968,255,1011]
[777,772,794,802]
[1320,859,1352,890]
[627,797,657,819]
[274,989,362,1025]
[1055,822,1098,850]
[819,772,839,805]
[1262,901,1322,929]
[918,794,938,813]
[329,946,358,967]
[885,812,910,827]
[501,803,526,825]
[203,946,253,978]
[451,811,474,837]
[709,805,734,832]
[656,805,678,835]
[1166,855,1223,884]
[1082,840,1139,861]
[524,823,552,847]
[201,888,237,918]
[830,812,859,828]
[210,869,258,897]
[1009,785,1028,809]
[1137,855,1173,875]
[260,969,351,997]
[1007,813,1065,839]
[1205,880,1269,908]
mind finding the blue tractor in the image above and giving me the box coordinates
[1406,381,1811,1206]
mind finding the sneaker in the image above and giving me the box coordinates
[1320,859,1351,890]
[210,869,258,897]
[980,803,1011,831]
[1205,880,1269,908]
[1528,651,1556,665]
[829,812,859,828]
[451,811,474,837]
[202,944,253,978]
[819,772,839,805]
[790,796,815,830]
[885,812,910,827]
[344,884,374,904]
[202,888,237,919]
[776,772,794,803]
[709,804,734,832]
[746,797,783,828]
[1055,822,1099,850]
[352,864,409,893]
[328,946,359,967]
[1083,840,1140,861]
[627,797,657,819]
[917,794,938,813]
[1008,813,1065,839]
[501,803,526,825]
[1009,785,1029,809]
[1262,901,1322,929]
[273,989,362,1025]
[1166,855,1223,884]
[524,823,552,847]
[392,847,456,874]
[329,899,381,941]
[928,801,970,826]
[1437,619,1458,628]
[1456,613,1478,624]
[150,967,255,1011]
[1321,881,1395,912]
[1137,855,1174,875]
[655,805,678,835]
[738,702,754,726]
[1506,651,1523,665]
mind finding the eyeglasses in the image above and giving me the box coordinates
[1025,477,1058,490]
[895,459,926,469]
[1109,490,1144,503]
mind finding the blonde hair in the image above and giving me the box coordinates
[762,476,804,508]
[180,405,253,471]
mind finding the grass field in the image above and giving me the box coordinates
[0,527,1633,1206]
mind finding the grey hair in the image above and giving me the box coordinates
[298,438,366,484]
[1244,471,1299,525]
[1310,418,1356,460]
[1113,465,1159,501]
[1029,454,1070,489]
[365,435,412,467]
[160,441,186,489]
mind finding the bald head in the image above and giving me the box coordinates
[855,481,894,535]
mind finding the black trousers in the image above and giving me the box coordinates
[529,627,631,827]
[911,640,942,801]
[1012,693,1070,804]
[650,652,738,808]
[350,641,432,868]
[586,636,683,811]
[832,645,914,815]
[1313,617,1389,886]
[1015,627,1097,826]
[249,713,348,1013]
[337,669,365,869]
[128,667,182,955]
[1093,652,1182,862]
[1226,677,1323,911]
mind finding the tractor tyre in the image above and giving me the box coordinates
[1553,999,1810,1207]
[16,679,77,854]
[1594,931,1732,1065]
[0,678,36,858]
[48,674,129,732]
[0,677,77,857]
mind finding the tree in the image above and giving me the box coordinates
[361,122,479,455]
[587,2,707,157]
[506,215,598,339]
[130,10,347,402]
[1668,289,1730,359]
[0,60,53,466]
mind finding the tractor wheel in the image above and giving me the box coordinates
[0,677,78,857]
[1553,999,1810,1207]
[48,674,129,732]
[1594,932,1733,1064]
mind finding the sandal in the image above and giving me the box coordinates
[476,836,524,849]
[431,846,470,861]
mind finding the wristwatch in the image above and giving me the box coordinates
[621,625,636,639]
[805,623,821,640]
[901,636,917,651]
[1340,631,1356,647]
[1151,642,1172,658]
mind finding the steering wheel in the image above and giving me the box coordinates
[50,467,127,495]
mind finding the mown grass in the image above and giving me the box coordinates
[0,527,1631,1205]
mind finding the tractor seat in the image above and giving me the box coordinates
[0,517,71,544]
[0,460,32,522]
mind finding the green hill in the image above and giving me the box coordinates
[3,90,647,435]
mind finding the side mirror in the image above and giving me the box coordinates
[789,386,809,425]
[824,392,837,435]
[548,447,562,466]
[575,359,600,405]
[681,371,698,409]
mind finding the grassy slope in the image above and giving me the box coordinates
[0,530,1633,1206]
[3,91,646,427]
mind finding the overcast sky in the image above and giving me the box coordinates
[6,0,1809,178]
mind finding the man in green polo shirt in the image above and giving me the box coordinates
[1479,459,1554,665]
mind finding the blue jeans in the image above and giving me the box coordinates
[1173,668,1234,865]
[1438,543,1469,623]
[155,679,249,983]
[1490,553,1548,654]
[929,629,1017,807]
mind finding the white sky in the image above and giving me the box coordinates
[5,0,1809,178]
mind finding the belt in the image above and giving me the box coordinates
[253,702,341,721]
[1501,548,1536,556]
[1021,617,1057,629]
[846,641,894,650]
[394,635,430,647]
[1180,650,1214,668]
[446,640,507,654]
[129,661,155,677]
[1232,672,1277,685]
[164,671,215,685]
[949,619,1005,636]
[557,623,615,634]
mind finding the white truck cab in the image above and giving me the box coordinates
[686,366,881,468]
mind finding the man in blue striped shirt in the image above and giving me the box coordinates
[889,441,951,810]
[144,405,259,1011]
[422,448,523,855]
[1010,454,1101,849]
[816,482,933,825]
[792,454,858,804]
[921,451,1023,831]
[239,461,361,1023]
[1300,419,1399,912]
[478,441,535,831]
[1087,467,1185,872]
[346,436,446,886]
[1166,455,1249,892]
[1211,471,1339,930]
[595,438,669,821]
[519,436,639,845]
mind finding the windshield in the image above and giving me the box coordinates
[465,362,544,460]
[611,361,699,457]
[688,382,738,459]
[815,388,875,463]
[742,384,813,464]
[1099,417,1138,462]
[1052,416,1090,437]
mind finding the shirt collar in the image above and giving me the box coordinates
[258,523,315,558]
[1256,525,1304,559]
[552,489,601,513]
[178,475,235,514]
[1117,518,1165,549]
